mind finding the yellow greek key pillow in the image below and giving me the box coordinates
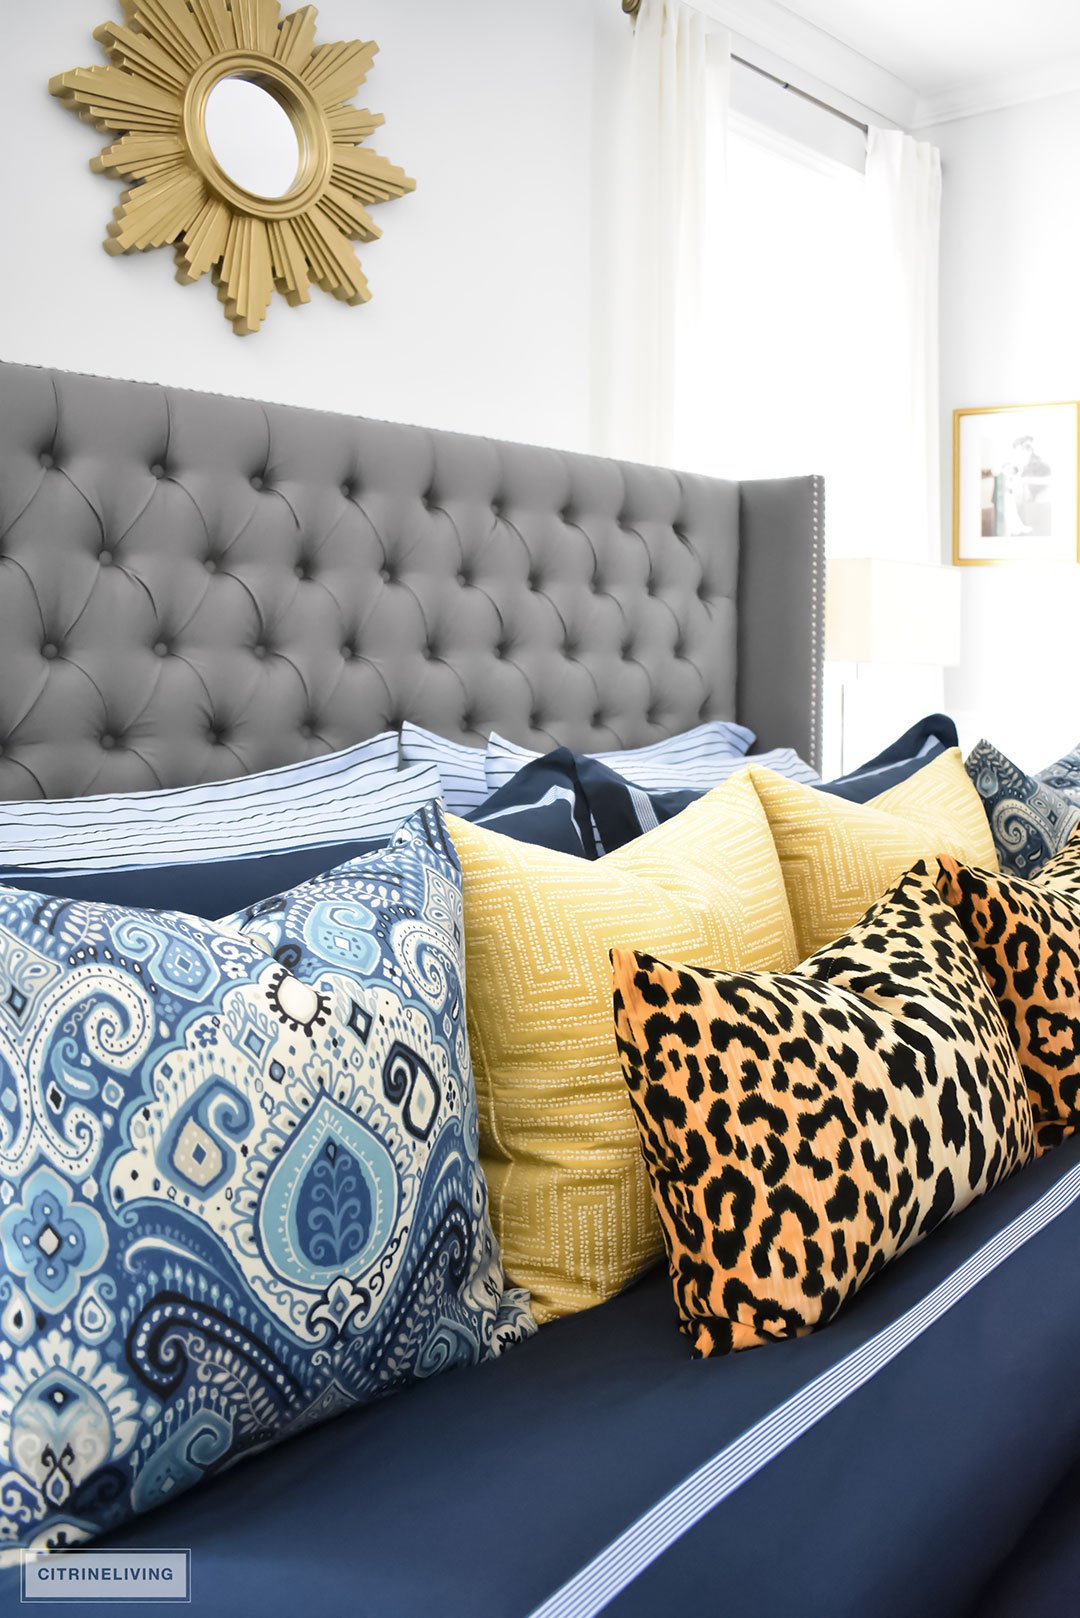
[446,770,797,1321]
[749,748,997,960]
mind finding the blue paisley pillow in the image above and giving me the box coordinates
[966,739,1080,876]
[1037,743,1080,802]
[0,803,533,1563]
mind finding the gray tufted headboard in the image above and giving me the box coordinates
[0,361,823,800]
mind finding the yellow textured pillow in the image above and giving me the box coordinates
[749,747,998,960]
[446,771,797,1322]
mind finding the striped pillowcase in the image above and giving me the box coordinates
[400,723,489,816]
[484,721,758,795]
[0,732,441,875]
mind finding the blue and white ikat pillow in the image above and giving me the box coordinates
[0,803,533,1562]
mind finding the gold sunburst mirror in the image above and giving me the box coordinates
[50,1,416,335]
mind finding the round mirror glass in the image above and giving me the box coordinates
[203,77,301,198]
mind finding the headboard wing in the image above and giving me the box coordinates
[0,362,822,799]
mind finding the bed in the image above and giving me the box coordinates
[0,361,1074,1617]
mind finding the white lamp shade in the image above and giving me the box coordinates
[825,557,962,666]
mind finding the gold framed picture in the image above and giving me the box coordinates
[952,402,1080,565]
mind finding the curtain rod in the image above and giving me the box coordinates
[620,0,869,136]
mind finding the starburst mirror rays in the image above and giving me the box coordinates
[50,0,416,334]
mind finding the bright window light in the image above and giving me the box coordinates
[685,116,878,558]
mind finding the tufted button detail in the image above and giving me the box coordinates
[457,570,470,586]
[592,711,603,727]
[528,572,540,592]
[380,566,393,583]
[100,734,117,751]
[41,643,58,661]
[252,643,267,660]
[530,711,541,728]
[39,452,54,470]
[341,482,353,499]
[299,722,314,739]
[99,549,113,566]
[341,644,354,661]
[495,642,509,660]
[294,562,309,580]
[150,463,164,480]
[560,507,573,523]
[153,641,169,658]
[250,474,264,491]
[204,557,217,574]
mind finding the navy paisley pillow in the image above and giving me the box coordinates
[966,739,1080,877]
[1038,743,1080,801]
[0,802,533,1563]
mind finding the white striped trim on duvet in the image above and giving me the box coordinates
[0,732,442,871]
[400,722,489,815]
[485,733,817,796]
[528,1158,1080,1618]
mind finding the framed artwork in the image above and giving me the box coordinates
[953,402,1080,565]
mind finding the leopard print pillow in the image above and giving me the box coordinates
[612,865,1034,1356]
[937,824,1080,1153]
[1036,821,1080,900]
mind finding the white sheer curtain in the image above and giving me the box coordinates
[594,15,942,564]
[863,129,943,562]
[593,0,729,468]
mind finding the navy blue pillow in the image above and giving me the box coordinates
[0,839,383,918]
[817,714,959,803]
[465,749,597,856]
[572,754,696,849]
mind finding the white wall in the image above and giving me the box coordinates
[0,0,621,451]
[928,92,1080,769]
[16,5,1065,775]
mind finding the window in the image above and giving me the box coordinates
[680,111,880,560]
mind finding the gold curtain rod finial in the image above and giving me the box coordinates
[622,0,641,17]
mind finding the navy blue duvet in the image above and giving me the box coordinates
[3,1135,1080,1618]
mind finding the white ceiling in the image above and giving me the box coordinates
[782,0,1080,99]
